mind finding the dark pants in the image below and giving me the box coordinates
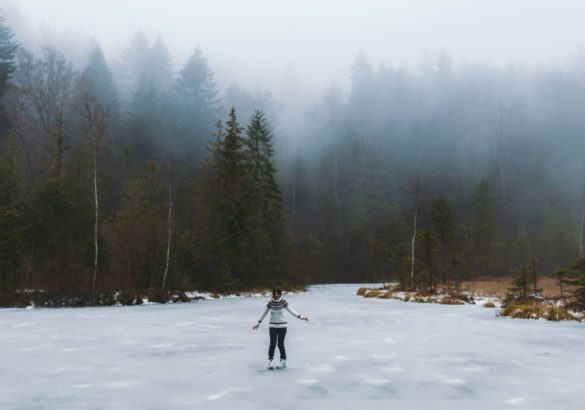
[268,327,287,360]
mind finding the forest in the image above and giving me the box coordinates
[1,14,585,301]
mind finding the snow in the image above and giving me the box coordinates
[1,284,584,409]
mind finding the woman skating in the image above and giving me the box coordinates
[253,288,309,369]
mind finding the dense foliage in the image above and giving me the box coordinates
[1,18,584,297]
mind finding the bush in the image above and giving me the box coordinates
[172,292,190,303]
[501,301,544,319]
[116,290,141,306]
[149,290,170,304]
[356,287,368,296]
[483,302,496,308]
[545,306,577,321]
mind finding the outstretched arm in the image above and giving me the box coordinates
[286,304,309,321]
[253,307,270,330]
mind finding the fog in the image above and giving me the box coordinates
[2,0,585,291]
[4,0,585,119]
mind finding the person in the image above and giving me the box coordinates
[253,287,309,369]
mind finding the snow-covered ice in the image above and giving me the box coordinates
[1,284,584,409]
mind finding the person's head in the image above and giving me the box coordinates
[272,288,282,300]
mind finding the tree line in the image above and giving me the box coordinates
[283,51,585,292]
[1,16,585,300]
[0,22,295,296]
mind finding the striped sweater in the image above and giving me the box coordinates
[257,298,304,328]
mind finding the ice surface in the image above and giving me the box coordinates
[1,284,584,409]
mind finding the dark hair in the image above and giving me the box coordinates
[272,287,282,297]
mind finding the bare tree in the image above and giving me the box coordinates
[494,103,508,203]
[410,174,421,290]
[161,183,174,291]
[9,47,76,178]
[77,93,108,293]
[579,207,585,258]
[332,151,342,225]
[291,173,296,235]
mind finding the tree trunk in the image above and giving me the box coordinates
[333,152,342,225]
[531,257,537,295]
[411,211,417,290]
[441,237,446,284]
[92,146,98,293]
[428,252,433,294]
[410,175,421,290]
[579,208,585,258]
[499,166,507,204]
[161,184,173,291]
[291,174,296,235]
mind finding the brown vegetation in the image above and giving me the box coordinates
[500,299,578,321]
[462,277,564,298]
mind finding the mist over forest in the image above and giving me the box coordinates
[1,1,585,300]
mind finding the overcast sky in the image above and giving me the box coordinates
[3,0,585,109]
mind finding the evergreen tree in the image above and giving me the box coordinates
[509,265,531,298]
[0,14,17,98]
[564,257,585,306]
[468,179,500,277]
[215,108,251,286]
[80,44,119,126]
[30,141,94,291]
[430,195,454,284]
[117,31,150,101]
[391,243,410,291]
[245,111,283,235]
[245,110,285,281]
[124,36,173,157]
[0,144,25,291]
[109,160,165,289]
[171,47,221,155]
[419,229,437,293]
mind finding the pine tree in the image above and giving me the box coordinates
[419,229,437,293]
[109,160,165,289]
[509,265,530,298]
[215,108,250,286]
[245,111,283,235]
[80,44,119,126]
[171,46,221,155]
[0,144,25,291]
[244,110,285,282]
[0,14,17,98]
[468,179,500,277]
[564,257,585,307]
[117,31,150,101]
[124,36,173,156]
[430,195,454,284]
[391,243,410,291]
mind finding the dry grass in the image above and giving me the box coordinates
[483,302,496,308]
[501,300,578,321]
[378,290,395,299]
[438,297,465,305]
[462,276,564,298]
[356,287,368,296]
[363,289,383,298]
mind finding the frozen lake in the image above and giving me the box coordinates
[1,284,584,409]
